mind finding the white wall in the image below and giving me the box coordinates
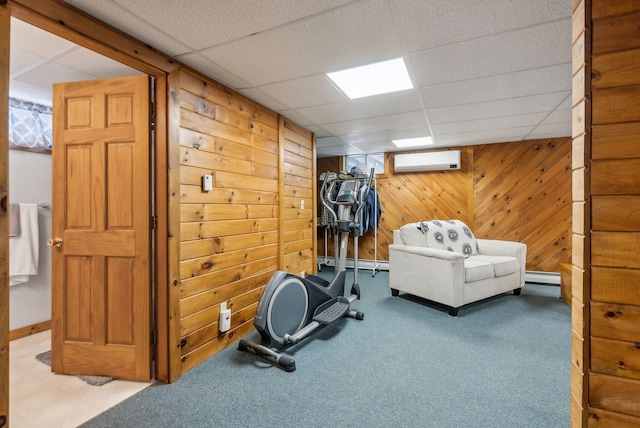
[9,149,52,330]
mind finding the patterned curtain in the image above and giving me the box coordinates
[9,97,53,151]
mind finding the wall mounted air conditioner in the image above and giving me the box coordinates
[394,151,461,172]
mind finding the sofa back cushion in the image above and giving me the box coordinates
[398,223,430,246]
[418,220,478,257]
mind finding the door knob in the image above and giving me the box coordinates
[47,237,63,248]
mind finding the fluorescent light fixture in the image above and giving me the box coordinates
[327,58,413,99]
[392,136,433,148]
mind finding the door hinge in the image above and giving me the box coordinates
[151,215,157,230]
[151,330,157,345]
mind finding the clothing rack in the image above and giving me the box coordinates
[361,176,381,277]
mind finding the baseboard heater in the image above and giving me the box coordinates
[525,271,560,285]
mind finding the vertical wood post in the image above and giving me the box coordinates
[570,0,591,426]
[0,3,9,426]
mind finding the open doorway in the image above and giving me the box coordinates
[8,16,153,426]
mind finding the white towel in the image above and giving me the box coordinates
[9,203,40,286]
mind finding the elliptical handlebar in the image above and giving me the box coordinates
[319,168,375,224]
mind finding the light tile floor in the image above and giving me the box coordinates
[9,330,152,428]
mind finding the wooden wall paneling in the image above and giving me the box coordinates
[165,69,183,383]
[590,373,640,418]
[588,4,640,416]
[591,336,640,381]
[592,9,640,55]
[281,117,315,275]
[592,267,640,305]
[592,49,640,90]
[591,0,640,19]
[177,70,279,374]
[571,1,590,424]
[473,139,572,272]
[592,123,640,160]
[0,3,8,424]
[592,86,640,124]
[153,72,171,383]
[592,196,640,231]
[587,407,640,428]
[318,139,572,273]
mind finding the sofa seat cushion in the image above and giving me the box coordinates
[473,255,520,277]
[464,258,495,282]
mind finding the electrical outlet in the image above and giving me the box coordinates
[301,200,305,209]
[219,302,231,332]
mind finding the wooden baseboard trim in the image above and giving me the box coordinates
[9,320,51,341]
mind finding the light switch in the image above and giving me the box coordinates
[202,174,213,191]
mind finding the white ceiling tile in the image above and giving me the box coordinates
[25,1,575,157]
[556,94,573,110]
[427,92,570,124]
[11,18,75,58]
[317,144,364,157]
[237,88,289,111]
[279,110,314,127]
[297,90,422,125]
[304,125,332,138]
[435,127,534,147]
[410,19,571,87]
[175,53,252,89]
[16,62,95,90]
[199,0,403,86]
[348,141,400,154]
[65,0,192,55]
[542,109,572,124]
[528,122,571,137]
[341,126,432,145]
[9,48,44,77]
[394,0,571,52]
[258,75,346,109]
[420,63,571,108]
[112,0,355,50]
[55,47,141,79]
[432,112,547,136]
[322,111,427,137]
[316,136,348,147]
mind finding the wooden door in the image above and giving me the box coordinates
[50,75,152,381]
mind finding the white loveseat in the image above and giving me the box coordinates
[388,220,527,316]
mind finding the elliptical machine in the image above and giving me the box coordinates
[238,169,374,372]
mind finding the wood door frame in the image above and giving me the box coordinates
[3,0,183,384]
[1,3,10,426]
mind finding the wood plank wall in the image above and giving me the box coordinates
[281,118,316,275]
[574,1,640,426]
[0,4,9,425]
[176,70,282,373]
[319,138,572,273]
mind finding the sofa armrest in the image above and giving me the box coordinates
[388,244,466,307]
[476,239,527,286]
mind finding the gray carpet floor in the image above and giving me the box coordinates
[82,270,570,428]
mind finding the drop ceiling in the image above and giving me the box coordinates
[11,0,573,157]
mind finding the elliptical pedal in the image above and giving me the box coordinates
[312,296,350,324]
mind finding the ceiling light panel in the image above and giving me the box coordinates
[327,58,413,99]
